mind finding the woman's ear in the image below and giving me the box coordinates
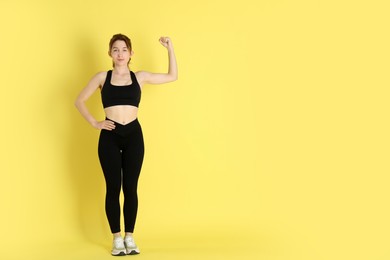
[130,50,134,57]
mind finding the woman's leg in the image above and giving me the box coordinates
[98,130,123,234]
[121,121,144,233]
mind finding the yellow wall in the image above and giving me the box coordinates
[1,0,389,259]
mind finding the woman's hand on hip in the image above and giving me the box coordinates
[93,120,116,130]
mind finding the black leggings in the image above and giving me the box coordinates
[98,118,144,234]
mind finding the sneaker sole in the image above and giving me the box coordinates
[127,249,140,255]
[112,250,127,256]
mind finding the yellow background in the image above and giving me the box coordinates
[0,0,389,259]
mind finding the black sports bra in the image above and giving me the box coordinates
[101,70,141,108]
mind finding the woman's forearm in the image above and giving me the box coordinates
[74,100,98,128]
[167,46,178,81]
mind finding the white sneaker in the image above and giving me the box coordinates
[124,236,140,255]
[111,237,126,256]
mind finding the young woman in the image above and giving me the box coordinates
[75,34,178,256]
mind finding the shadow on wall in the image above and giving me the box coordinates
[65,34,110,245]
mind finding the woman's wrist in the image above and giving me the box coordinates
[89,119,98,128]
[167,44,174,52]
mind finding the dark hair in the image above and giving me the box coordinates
[109,34,132,67]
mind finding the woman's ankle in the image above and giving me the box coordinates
[113,232,122,238]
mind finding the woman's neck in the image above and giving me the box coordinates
[113,65,130,74]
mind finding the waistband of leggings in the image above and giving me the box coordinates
[106,117,139,128]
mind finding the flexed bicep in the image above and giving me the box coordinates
[135,37,178,86]
[136,71,176,85]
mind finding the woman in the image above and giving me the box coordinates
[75,33,178,256]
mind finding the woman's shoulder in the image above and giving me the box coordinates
[134,70,148,74]
[89,71,109,87]
[134,70,150,81]
[95,70,110,78]
[133,71,149,86]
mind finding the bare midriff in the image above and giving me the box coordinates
[104,105,138,125]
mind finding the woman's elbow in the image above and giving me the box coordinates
[171,73,178,82]
[74,98,83,109]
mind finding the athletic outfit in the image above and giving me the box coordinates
[98,70,144,237]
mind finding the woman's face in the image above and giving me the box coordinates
[109,40,131,66]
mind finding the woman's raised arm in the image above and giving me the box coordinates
[136,37,178,85]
